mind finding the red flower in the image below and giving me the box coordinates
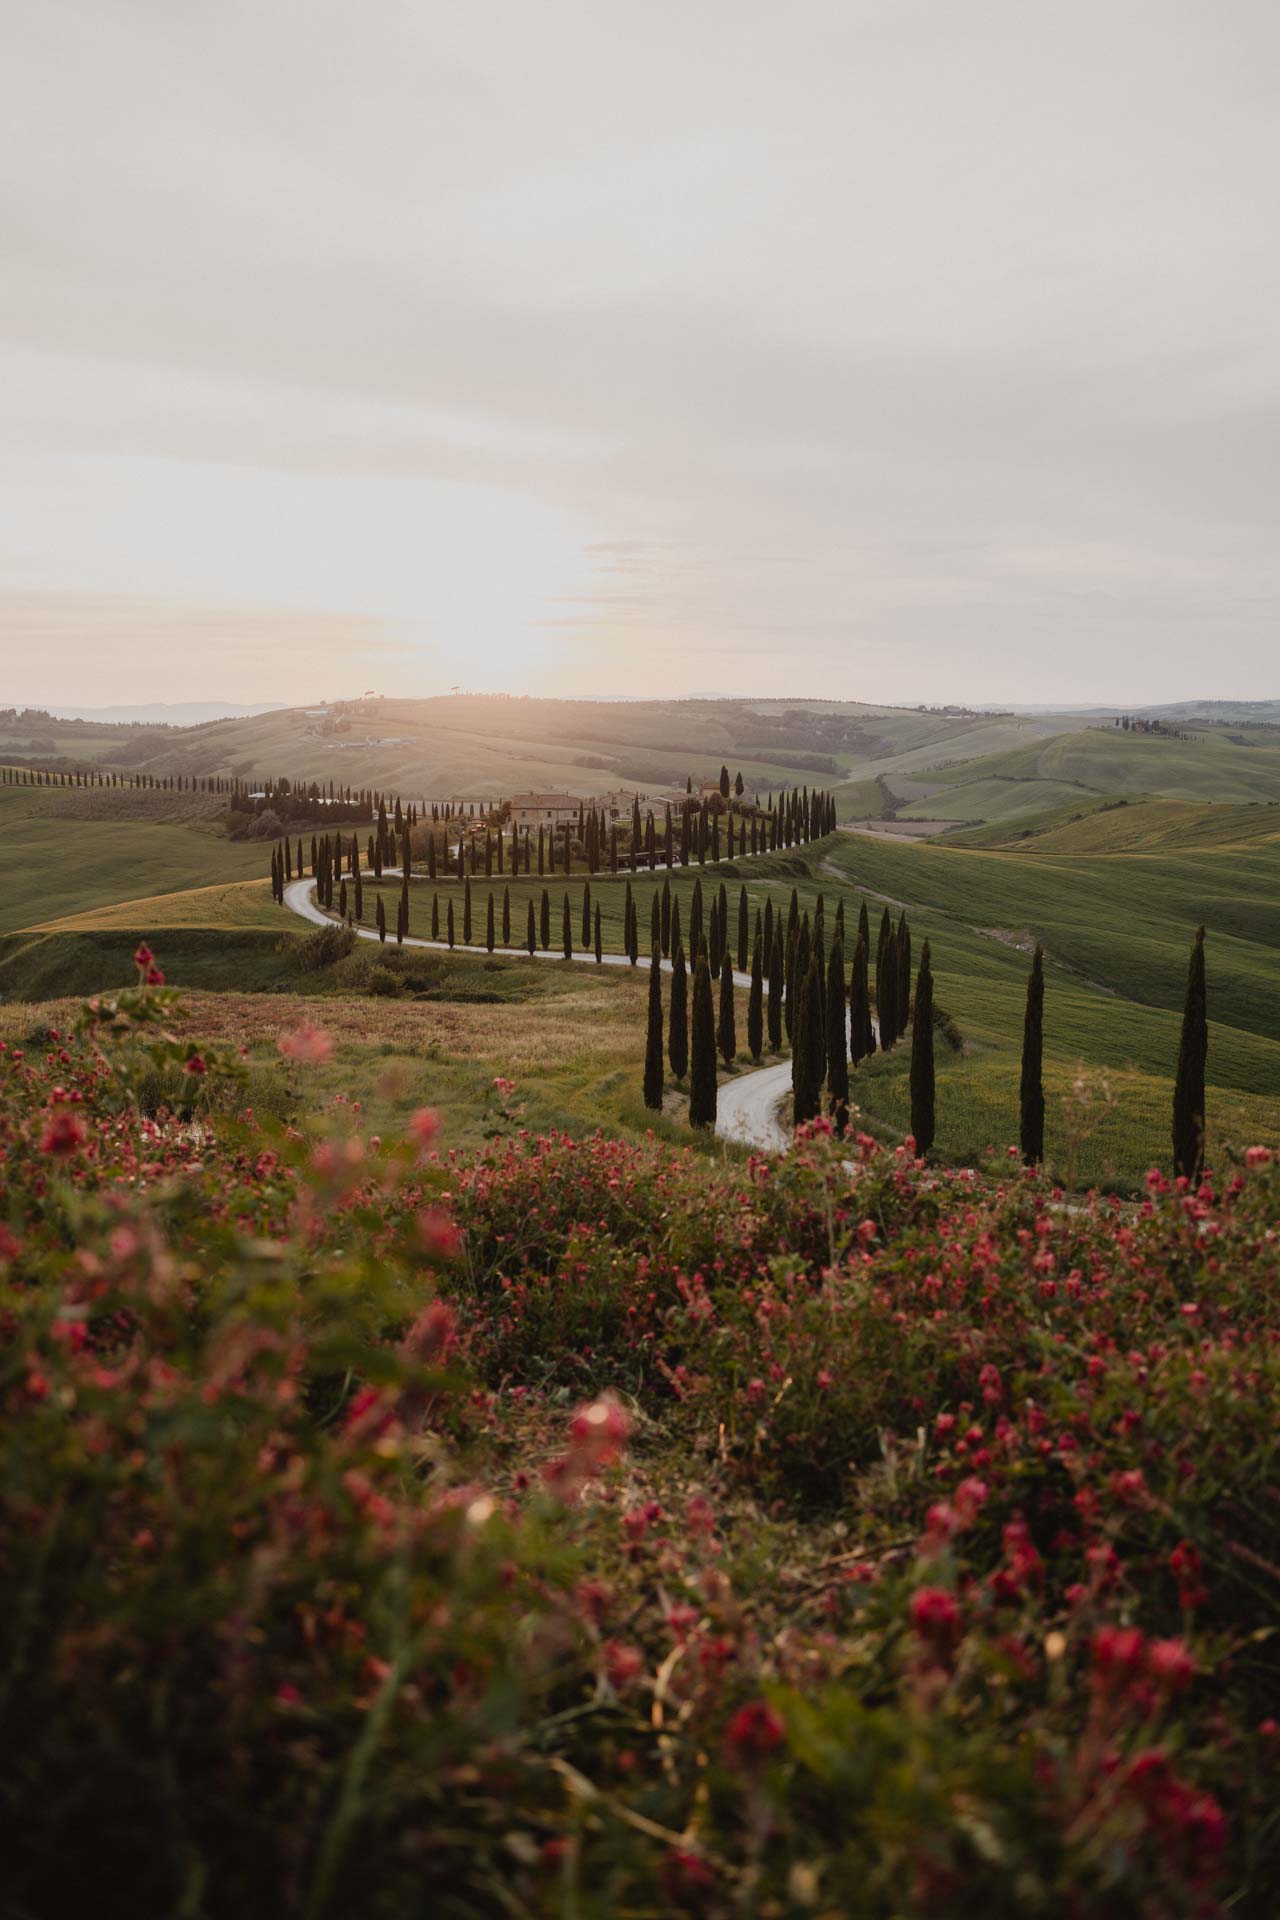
[1090,1625,1147,1694]
[416,1208,461,1262]
[278,1020,333,1065]
[133,942,153,970]
[909,1585,962,1659]
[722,1699,785,1765]
[40,1109,87,1158]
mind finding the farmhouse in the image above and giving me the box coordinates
[509,790,580,829]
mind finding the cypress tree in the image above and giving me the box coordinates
[896,914,911,1040]
[689,957,717,1129]
[486,892,496,953]
[909,941,936,1154]
[353,867,363,921]
[540,888,550,950]
[502,885,511,946]
[432,893,440,940]
[643,944,664,1110]
[767,924,784,1051]
[624,880,634,957]
[1172,926,1208,1183]
[594,902,603,964]
[737,885,749,973]
[793,959,823,1125]
[717,944,736,1065]
[877,924,898,1051]
[747,935,764,1061]
[446,898,455,948]
[527,899,536,956]
[339,878,348,919]
[1020,945,1045,1166]
[670,896,681,966]
[627,893,639,966]
[669,942,689,1079]
[561,893,572,959]
[850,932,872,1064]
[826,935,849,1131]
[581,880,591,949]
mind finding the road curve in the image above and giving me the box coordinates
[280,877,874,1157]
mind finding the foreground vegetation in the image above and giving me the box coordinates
[2,968,1277,1915]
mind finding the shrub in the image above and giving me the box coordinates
[294,921,357,972]
[0,972,1276,1915]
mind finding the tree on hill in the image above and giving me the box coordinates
[540,889,550,950]
[826,935,848,1132]
[877,922,898,1051]
[719,765,730,799]
[562,893,572,959]
[792,958,823,1126]
[850,930,873,1063]
[689,957,717,1128]
[910,941,936,1154]
[735,770,744,796]
[526,899,536,956]
[1020,945,1045,1165]
[717,945,736,1066]
[581,881,591,949]
[896,913,911,1041]
[669,942,689,1080]
[486,892,495,953]
[747,936,763,1061]
[1173,926,1208,1183]
[445,898,454,948]
[502,885,511,946]
[594,902,603,964]
[643,944,664,1111]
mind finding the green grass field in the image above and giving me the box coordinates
[0,784,265,935]
[888,726,1280,829]
[4,712,1278,1195]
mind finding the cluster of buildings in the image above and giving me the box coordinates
[508,780,727,832]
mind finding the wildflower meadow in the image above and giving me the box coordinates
[1,955,1277,1916]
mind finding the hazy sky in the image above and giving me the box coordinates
[2,0,1277,707]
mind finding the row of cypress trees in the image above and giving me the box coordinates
[1016,926,1209,1181]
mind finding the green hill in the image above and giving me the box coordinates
[1,697,1065,803]
[881,725,1280,831]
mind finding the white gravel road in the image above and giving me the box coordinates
[280,876,874,1155]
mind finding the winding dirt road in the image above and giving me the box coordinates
[281,877,872,1155]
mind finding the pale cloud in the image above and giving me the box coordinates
[1,0,1278,705]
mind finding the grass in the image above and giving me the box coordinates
[892,726,1280,829]
[0,697,1067,803]
[0,952,762,1159]
[0,783,265,934]
[820,829,1280,1188]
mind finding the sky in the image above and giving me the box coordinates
[2,0,1277,708]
